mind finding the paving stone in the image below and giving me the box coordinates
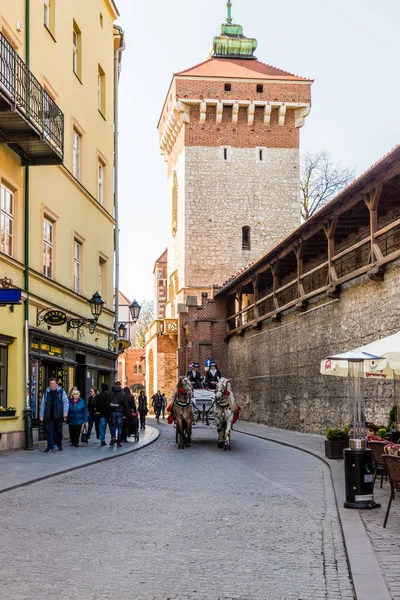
[0,420,354,599]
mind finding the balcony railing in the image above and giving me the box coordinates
[0,33,64,164]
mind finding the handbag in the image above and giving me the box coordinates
[81,424,88,444]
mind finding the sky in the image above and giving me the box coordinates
[116,0,400,303]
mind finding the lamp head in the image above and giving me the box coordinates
[129,299,141,323]
[88,292,105,320]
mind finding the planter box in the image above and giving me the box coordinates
[0,410,16,417]
[325,439,348,459]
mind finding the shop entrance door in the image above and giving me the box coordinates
[75,353,87,399]
[42,360,65,389]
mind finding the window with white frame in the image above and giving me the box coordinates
[98,65,105,115]
[72,22,81,78]
[98,256,107,296]
[44,0,50,28]
[98,162,104,205]
[72,129,81,180]
[74,239,81,293]
[43,217,54,278]
[0,184,14,256]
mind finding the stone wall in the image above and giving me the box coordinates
[184,146,300,288]
[228,262,400,434]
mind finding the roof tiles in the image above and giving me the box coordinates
[176,58,312,81]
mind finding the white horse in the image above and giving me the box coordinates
[213,378,237,451]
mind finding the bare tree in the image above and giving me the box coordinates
[300,150,355,220]
[135,299,154,348]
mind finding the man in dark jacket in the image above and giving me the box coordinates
[39,378,69,452]
[187,363,203,389]
[96,383,111,446]
[109,381,127,447]
[138,390,148,430]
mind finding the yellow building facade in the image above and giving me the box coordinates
[0,0,122,450]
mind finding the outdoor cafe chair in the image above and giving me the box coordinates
[368,441,389,488]
[382,455,400,528]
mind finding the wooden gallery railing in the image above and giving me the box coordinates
[226,183,400,335]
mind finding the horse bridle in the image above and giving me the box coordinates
[175,381,193,407]
[214,384,230,409]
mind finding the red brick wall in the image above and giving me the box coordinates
[178,294,228,379]
[175,78,311,104]
[185,104,298,148]
[123,347,145,389]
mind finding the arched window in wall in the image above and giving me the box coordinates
[134,365,138,374]
[242,226,251,250]
[172,171,178,235]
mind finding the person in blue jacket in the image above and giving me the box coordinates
[67,389,88,447]
[39,378,69,452]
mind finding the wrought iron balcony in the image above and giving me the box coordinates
[0,33,64,165]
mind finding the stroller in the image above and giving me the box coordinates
[130,411,140,442]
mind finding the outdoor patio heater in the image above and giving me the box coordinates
[321,353,382,510]
[343,359,380,509]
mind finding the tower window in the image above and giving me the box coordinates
[259,149,263,161]
[224,148,228,161]
[224,83,231,92]
[257,84,264,93]
[242,226,251,250]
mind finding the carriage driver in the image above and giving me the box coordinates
[186,363,203,389]
[205,361,221,390]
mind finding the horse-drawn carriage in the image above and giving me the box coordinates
[169,376,238,451]
[193,388,215,425]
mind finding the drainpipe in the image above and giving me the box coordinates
[113,26,125,377]
[24,0,33,450]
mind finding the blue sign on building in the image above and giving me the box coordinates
[205,358,212,368]
[0,289,22,304]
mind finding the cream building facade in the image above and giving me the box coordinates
[0,0,122,450]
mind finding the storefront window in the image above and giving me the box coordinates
[30,360,40,417]
[0,344,8,407]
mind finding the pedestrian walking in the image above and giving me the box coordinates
[68,385,78,399]
[96,382,111,446]
[109,381,127,447]
[39,378,69,452]
[122,386,137,441]
[67,389,88,447]
[87,387,100,443]
[152,390,163,423]
[138,390,148,430]
[161,393,167,419]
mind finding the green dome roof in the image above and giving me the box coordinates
[208,1,258,60]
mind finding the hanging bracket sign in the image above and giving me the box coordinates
[43,310,68,326]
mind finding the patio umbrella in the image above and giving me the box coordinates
[320,351,387,378]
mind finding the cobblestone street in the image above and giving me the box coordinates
[0,422,354,600]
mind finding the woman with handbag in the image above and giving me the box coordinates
[67,389,88,447]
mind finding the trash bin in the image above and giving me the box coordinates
[343,448,380,509]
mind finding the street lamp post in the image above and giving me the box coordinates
[113,299,142,356]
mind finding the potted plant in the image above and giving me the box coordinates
[0,406,16,417]
[325,426,349,459]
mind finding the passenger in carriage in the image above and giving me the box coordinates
[186,363,203,389]
[205,361,221,390]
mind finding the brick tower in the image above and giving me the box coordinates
[158,1,313,318]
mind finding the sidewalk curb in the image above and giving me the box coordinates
[0,427,160,495]
[235,426,391,600]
